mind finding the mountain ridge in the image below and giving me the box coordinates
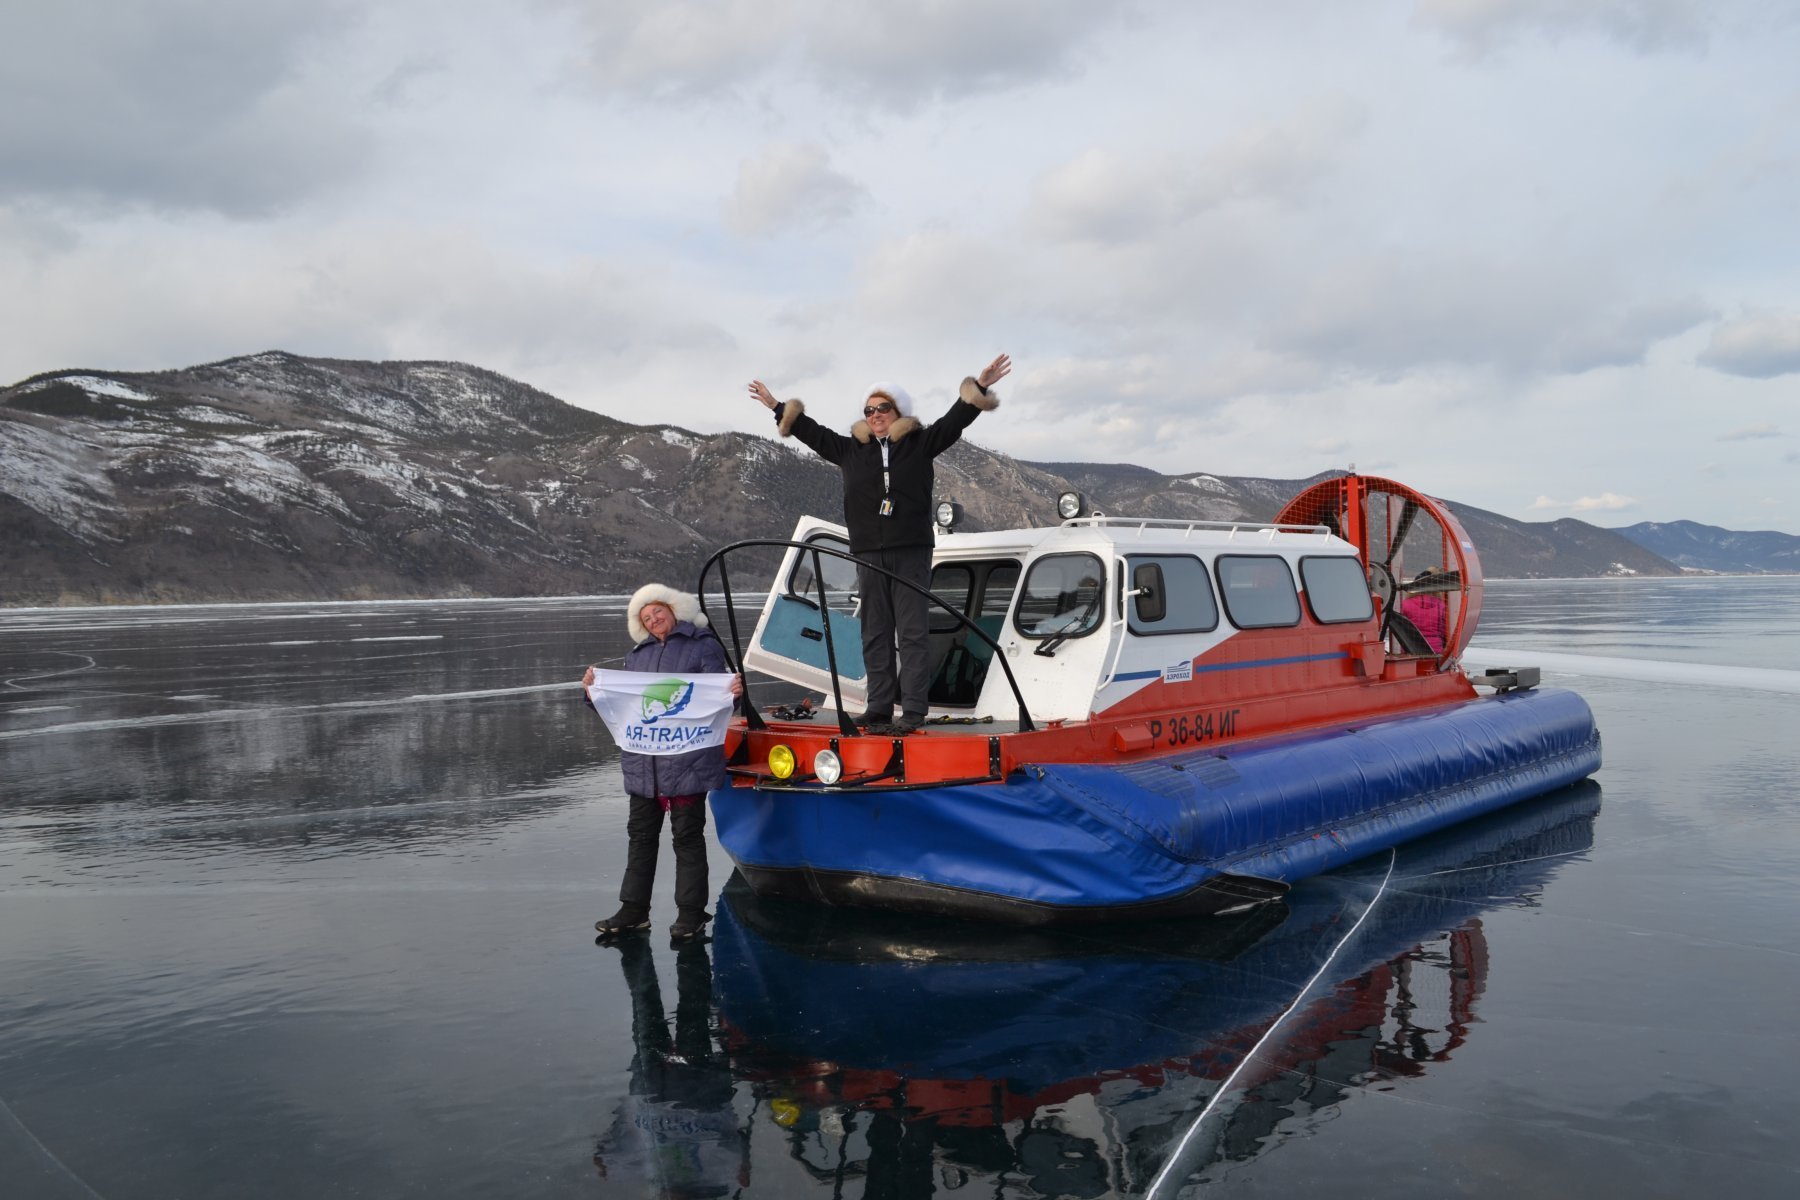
[0,351,1718,607]
[1610,519,1800,574]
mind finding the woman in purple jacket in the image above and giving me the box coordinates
[585,584,741,941]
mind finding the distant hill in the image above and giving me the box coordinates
[1,351,1691,606]
[1612,520,1800,574]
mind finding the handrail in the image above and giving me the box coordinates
[1098,553,1130,690]
[1062,516,1331,537]
[696,539,1037,734]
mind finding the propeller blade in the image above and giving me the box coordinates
[1386,498,1420,563]
[1401,570,1461,594]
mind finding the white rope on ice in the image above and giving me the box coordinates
[1145,849,1396,1199]
[0,1094,107,1199]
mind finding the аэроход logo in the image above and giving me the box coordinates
[639,679,695,724]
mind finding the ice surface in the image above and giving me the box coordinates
[1463,645,1800,694]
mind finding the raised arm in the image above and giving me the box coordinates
[751,377,843,460]
[923,354,1009,457]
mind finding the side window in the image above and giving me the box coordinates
[1216,555,1301,629]
[1300,555,1375,624]
[928,564,973,631]
[1126,555,1219,635]
[1014,554,1106,640]
[787,534,859,616]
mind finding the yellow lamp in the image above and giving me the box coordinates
[769,744,796,779]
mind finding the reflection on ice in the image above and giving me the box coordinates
[708,783,1602,1196]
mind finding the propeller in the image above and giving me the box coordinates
[1275,474,1484,663]
[1372,497,1420,644]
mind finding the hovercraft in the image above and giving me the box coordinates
[701,474,1600,924]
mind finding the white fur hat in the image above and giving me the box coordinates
[625,582,708,643]
[863,382,914,417]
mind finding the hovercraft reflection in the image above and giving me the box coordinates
[709,783,1601,1195]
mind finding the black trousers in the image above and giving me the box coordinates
[856,545,932,720]
[618,794,709,915]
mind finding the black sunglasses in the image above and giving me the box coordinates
[863,401,896,416]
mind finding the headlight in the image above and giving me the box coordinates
[768,744,796,779]
[934,500,962,529]
[1056,491,1084,520]
[813,748,843,785]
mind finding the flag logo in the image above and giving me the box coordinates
[640,678,695,723]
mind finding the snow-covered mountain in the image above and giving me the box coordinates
[2,351,1686,605]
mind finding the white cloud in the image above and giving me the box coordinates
[725,143,865,237]
[804,1,1118,110]
[1270,254,1709,377]
[853,230,1023,332]
[1027,101,1366,245]
[1717,423,1782,441]
[1572,492,1640,512]
[0,0,371,215]
[556,0,1118,110]
[1530,492,1640,513]
[556,0,800,100]
[0,217,738,397]
[3,1,1799,533]
[1698,313,1800,378]
[1412,0,1716,58]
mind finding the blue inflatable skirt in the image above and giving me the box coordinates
[708,687,1601,924]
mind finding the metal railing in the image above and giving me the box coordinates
[697,539,1036,735]
[1062,516,1332,540]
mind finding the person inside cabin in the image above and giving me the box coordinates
[1398,568,1448,653]
[748,354,1010,735]
[584,584,742,941]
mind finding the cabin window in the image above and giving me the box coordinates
[786,533,858,616]
[928,565,973,632]
[1014,553,1106,641]
[1125,555,1219,635]
[1300,555,1375,624]
[980,563,1020,621]
[926,560,1021,706]
[1215,555,1301,629]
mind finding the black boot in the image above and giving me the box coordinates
[669,910,713,941]
[595,904,651,936]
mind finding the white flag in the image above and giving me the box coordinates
[587,670,737,756]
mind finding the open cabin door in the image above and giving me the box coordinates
[741,517,869,712]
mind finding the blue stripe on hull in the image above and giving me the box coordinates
[708,687,1601,915]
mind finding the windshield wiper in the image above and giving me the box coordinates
[1034,588,1103,657]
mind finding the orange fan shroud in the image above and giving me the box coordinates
[1276,475,1484,664]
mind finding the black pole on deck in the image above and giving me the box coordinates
[809,544,861,739]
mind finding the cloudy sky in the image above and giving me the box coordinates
[3,1,1796,533]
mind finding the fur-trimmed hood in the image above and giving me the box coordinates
[625,582,709,644]
[852,414,922,444]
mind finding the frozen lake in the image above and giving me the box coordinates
[3,578,1798,1197]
